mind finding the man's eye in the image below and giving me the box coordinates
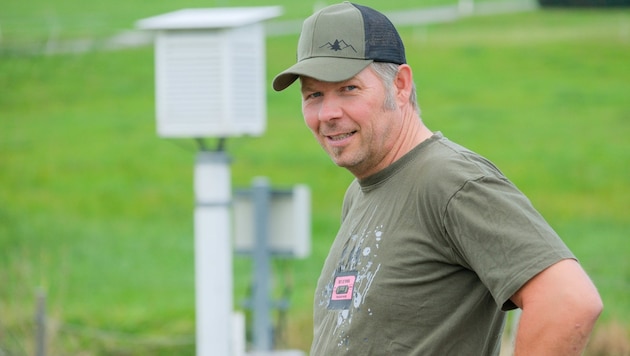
[344,85,358,92]
[308,92,323,99]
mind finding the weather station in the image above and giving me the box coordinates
[136,6,308,356]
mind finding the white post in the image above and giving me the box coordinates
[233,312,246,356]
[194,150,232,356]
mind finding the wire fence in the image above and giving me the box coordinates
[0,0,539,56]
[2,290,196,355]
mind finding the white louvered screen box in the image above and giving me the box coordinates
[233,184,311,259]
[136,7,282,138]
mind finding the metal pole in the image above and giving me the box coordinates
[194,150,232,356]
[251,177,273,351]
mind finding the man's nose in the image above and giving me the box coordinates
[318,95,343,122]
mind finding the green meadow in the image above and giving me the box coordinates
[1,1,629,354]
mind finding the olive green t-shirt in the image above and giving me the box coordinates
[310,132,574,355]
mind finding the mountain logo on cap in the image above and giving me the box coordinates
[320,39,357,53]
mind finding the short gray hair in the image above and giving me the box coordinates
[370,62,420,115]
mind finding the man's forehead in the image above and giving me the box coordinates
[300,77,349,93]
[299,67,373,90]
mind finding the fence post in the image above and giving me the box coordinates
[35,288,46,356]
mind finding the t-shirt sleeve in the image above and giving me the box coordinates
[442,175,575,310]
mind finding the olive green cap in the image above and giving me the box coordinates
[272,2,406,91]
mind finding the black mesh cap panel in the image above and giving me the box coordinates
[353,3,407,64]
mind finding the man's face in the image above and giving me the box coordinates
[300,66,403,178]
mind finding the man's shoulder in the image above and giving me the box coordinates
[417,134,505,181]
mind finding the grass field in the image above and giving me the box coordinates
[1,2,630,355]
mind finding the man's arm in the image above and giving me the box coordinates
[510,258,603,355]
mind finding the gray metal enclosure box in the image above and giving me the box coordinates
[136,7,282,138]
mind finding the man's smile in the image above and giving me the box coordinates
[326,131,357,141]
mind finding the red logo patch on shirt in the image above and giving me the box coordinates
[328,270,358,310]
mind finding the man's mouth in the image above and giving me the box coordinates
[327,131,357,141]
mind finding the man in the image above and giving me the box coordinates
[272,2,602,355]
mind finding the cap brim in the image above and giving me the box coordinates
[272,57,373,91]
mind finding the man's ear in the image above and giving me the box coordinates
[394,64,413,106]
